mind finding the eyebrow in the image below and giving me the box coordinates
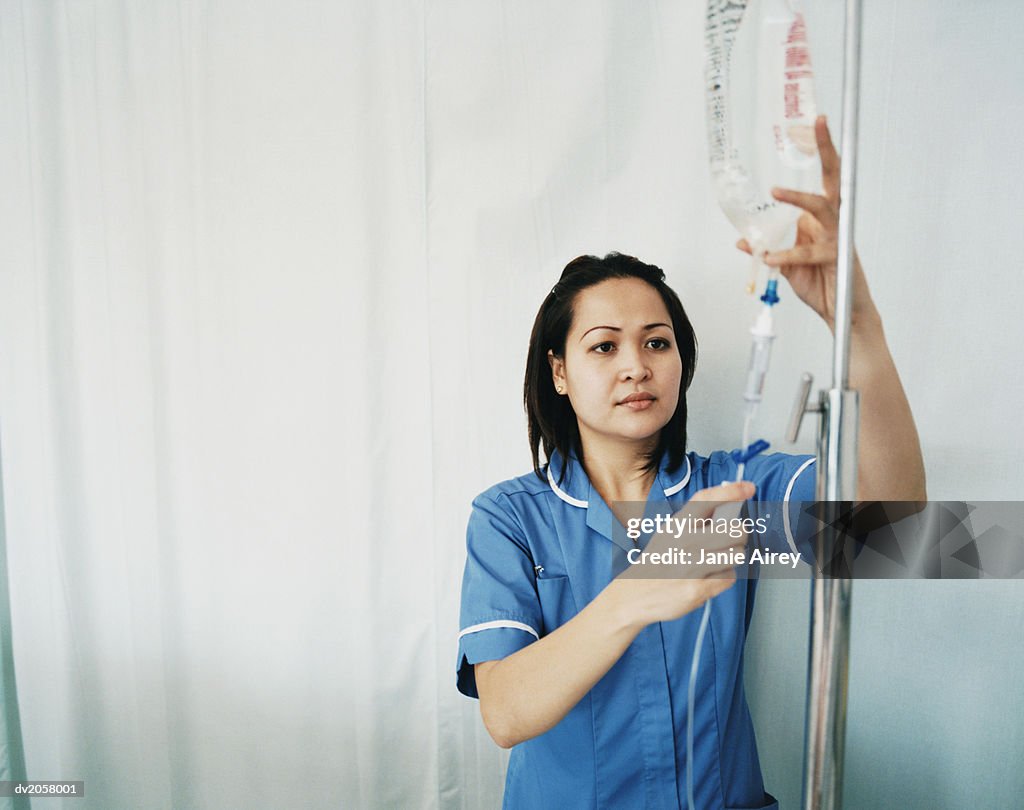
[579,323,673,342]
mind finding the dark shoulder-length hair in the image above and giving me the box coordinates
[524,252,698,482]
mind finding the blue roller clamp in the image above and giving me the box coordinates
[731,439,770,465]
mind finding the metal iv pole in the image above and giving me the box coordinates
[790,1,863,807]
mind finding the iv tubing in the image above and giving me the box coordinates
[688,442,767,810]
[687,600,712,810]
[688,278,779,809]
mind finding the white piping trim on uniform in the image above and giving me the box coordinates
[663,455,693,496]
[547,454,693,505]
[783,457,816,556]
[458,620,540,641]
[547,466,588,508]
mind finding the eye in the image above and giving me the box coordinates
[647,337,671,350]
[591,341,615,354]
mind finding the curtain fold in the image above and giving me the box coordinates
[0,441,30,810]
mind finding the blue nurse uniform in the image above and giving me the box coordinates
[457,448,816,809]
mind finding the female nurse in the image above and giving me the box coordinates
[456,117,926,809]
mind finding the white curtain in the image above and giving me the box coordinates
[1,2,1022,809]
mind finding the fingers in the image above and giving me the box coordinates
[687,481,755,510]
[697,542,746,582]
[707,572,737,597]
[703,535,748,563]
[705,566,739,590]
[816,115,841,203]
[769,116,841,236]
[771,186,837,230]
[679,483,755,578]
[690,481,755,501]
[764,241,837,268]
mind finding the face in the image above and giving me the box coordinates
[548,277,683,452]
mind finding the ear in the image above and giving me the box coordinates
[547,349,566,394]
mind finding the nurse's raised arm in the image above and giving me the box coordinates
[739,116,926,502]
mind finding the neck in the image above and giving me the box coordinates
[578,434,659,503]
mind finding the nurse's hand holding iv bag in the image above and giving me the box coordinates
[736,116,878,332]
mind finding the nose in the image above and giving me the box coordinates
[618,346,651,383]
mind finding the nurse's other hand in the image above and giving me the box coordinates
[610,481,754,628]
[736,115,879,333]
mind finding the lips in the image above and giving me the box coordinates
[619,392,656,410]
[620,392,655,404]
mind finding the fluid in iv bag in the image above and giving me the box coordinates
[705,0,823,285]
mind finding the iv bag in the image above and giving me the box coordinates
[705,0,822,261]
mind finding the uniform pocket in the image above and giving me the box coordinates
[535,575,578,635]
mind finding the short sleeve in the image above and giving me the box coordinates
[742,451,818,557]
[742,451,816,502]
[456,490,543,699]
